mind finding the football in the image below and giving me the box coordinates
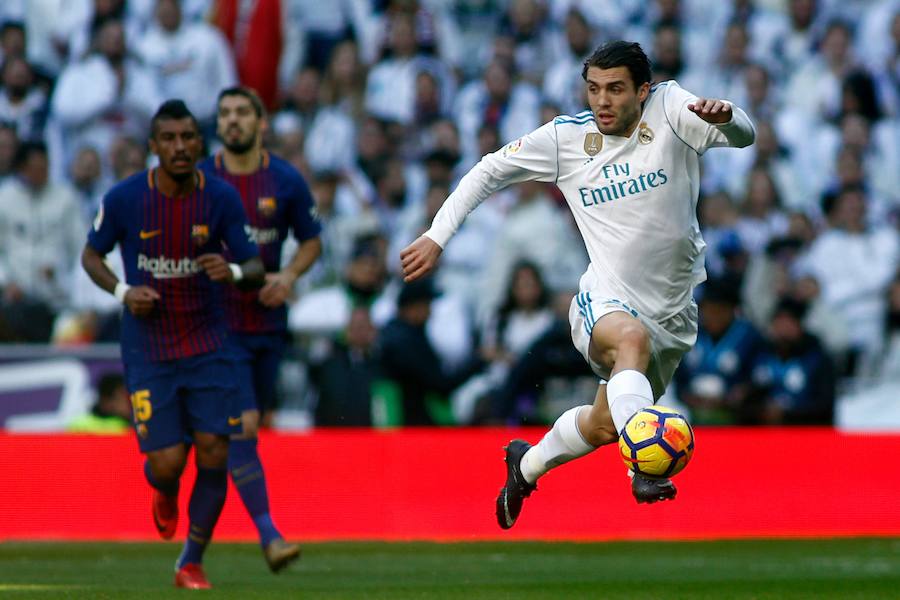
[618,406,695,479]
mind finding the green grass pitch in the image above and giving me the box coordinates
[2,539,899,599]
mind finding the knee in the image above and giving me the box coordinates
[148,455,185,482]
[618,323,650,360]
[194,434,229,468]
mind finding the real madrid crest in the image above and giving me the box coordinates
[638,122,654,145]
[583,132,602,156]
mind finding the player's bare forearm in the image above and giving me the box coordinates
[82,244,159,317]
[81,244,119,295]
[400,235,442,282]
[282,236,322,282]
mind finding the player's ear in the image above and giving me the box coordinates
[637,82,650,103]
[148,136,159,156]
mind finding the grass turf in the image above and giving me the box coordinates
[1,539,899,599]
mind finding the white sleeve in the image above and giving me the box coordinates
[424,121,558,248]
[664,81,756,154]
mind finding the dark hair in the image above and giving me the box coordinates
[0,20,26,37]
[217,86,265,117]
[97,372,125,400]
[13,139,47,169]
[150,99,198,137]
[582,41,652,89]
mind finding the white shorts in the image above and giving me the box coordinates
[569,292,698,400]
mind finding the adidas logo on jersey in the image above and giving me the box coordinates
[137,254,201,279]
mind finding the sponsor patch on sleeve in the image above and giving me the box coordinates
[501,138,524,158]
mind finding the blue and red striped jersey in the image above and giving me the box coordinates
[199,151,321,333]
[87,169,258,363]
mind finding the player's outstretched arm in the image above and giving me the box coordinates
[81,244,159,317]
[400,235,443,282]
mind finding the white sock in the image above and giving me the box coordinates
[607,369,653,434]
[520,406,595,484]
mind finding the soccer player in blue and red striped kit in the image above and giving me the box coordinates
[82,100,265,589]
[199,87,322,572]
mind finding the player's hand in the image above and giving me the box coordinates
[124,286,160,317]
[258,272,294,308]
[197,253,232,282]
[687,98,733,124]
[400,235,442,282]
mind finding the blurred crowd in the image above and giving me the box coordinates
[0,0,897,427]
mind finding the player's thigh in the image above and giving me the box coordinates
[178,351,246,439]
[569,293,647,374]
[193,431,229,469]
[123,361,187,454]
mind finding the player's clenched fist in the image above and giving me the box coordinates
[259,272,293,308]
[124,286,160,317]
[197,253,232,282]
[400,235,443,282]
[687,98,733,124]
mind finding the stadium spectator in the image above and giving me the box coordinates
[67,372,131,433]
[0,54,46,140]
[798,185,899,373]
[455,261,555,423]
[211,0,282,110]
[0,141,83,342]
[365,11,423,125]
[136,0,237,132]
[543,8,595,116]
[50,18,162,171]
[733,166,789,257]
[674,277,766,425]
[0,122,18,183]
[479,181,587,320]
[310,306,378,426]
[748,297,836,425]
[453,59,540,168]
[108,134,147,181]
[69,145,104,222]
[378,276,483,425]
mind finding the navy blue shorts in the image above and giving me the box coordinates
[124,349,248,453]
[228,332,286,415]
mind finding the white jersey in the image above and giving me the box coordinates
[426,80,755,322]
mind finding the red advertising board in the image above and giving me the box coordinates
[2,428,898,541]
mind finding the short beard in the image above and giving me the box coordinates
[224,138,255,155]
[168,168,194,182]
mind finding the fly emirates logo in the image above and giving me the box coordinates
[578,162,668,207]
[137,254,201,279]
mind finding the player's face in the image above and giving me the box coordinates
[150,117,201,181]
[585,66,650,137]
[217,95,260,154]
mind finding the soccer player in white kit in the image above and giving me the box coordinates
[400,41,755,528]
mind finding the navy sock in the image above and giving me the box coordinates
[143,460,179,498]
[228,438,281,548]
[176,467,227,568]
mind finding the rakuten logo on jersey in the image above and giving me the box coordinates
[137,254,201,279]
